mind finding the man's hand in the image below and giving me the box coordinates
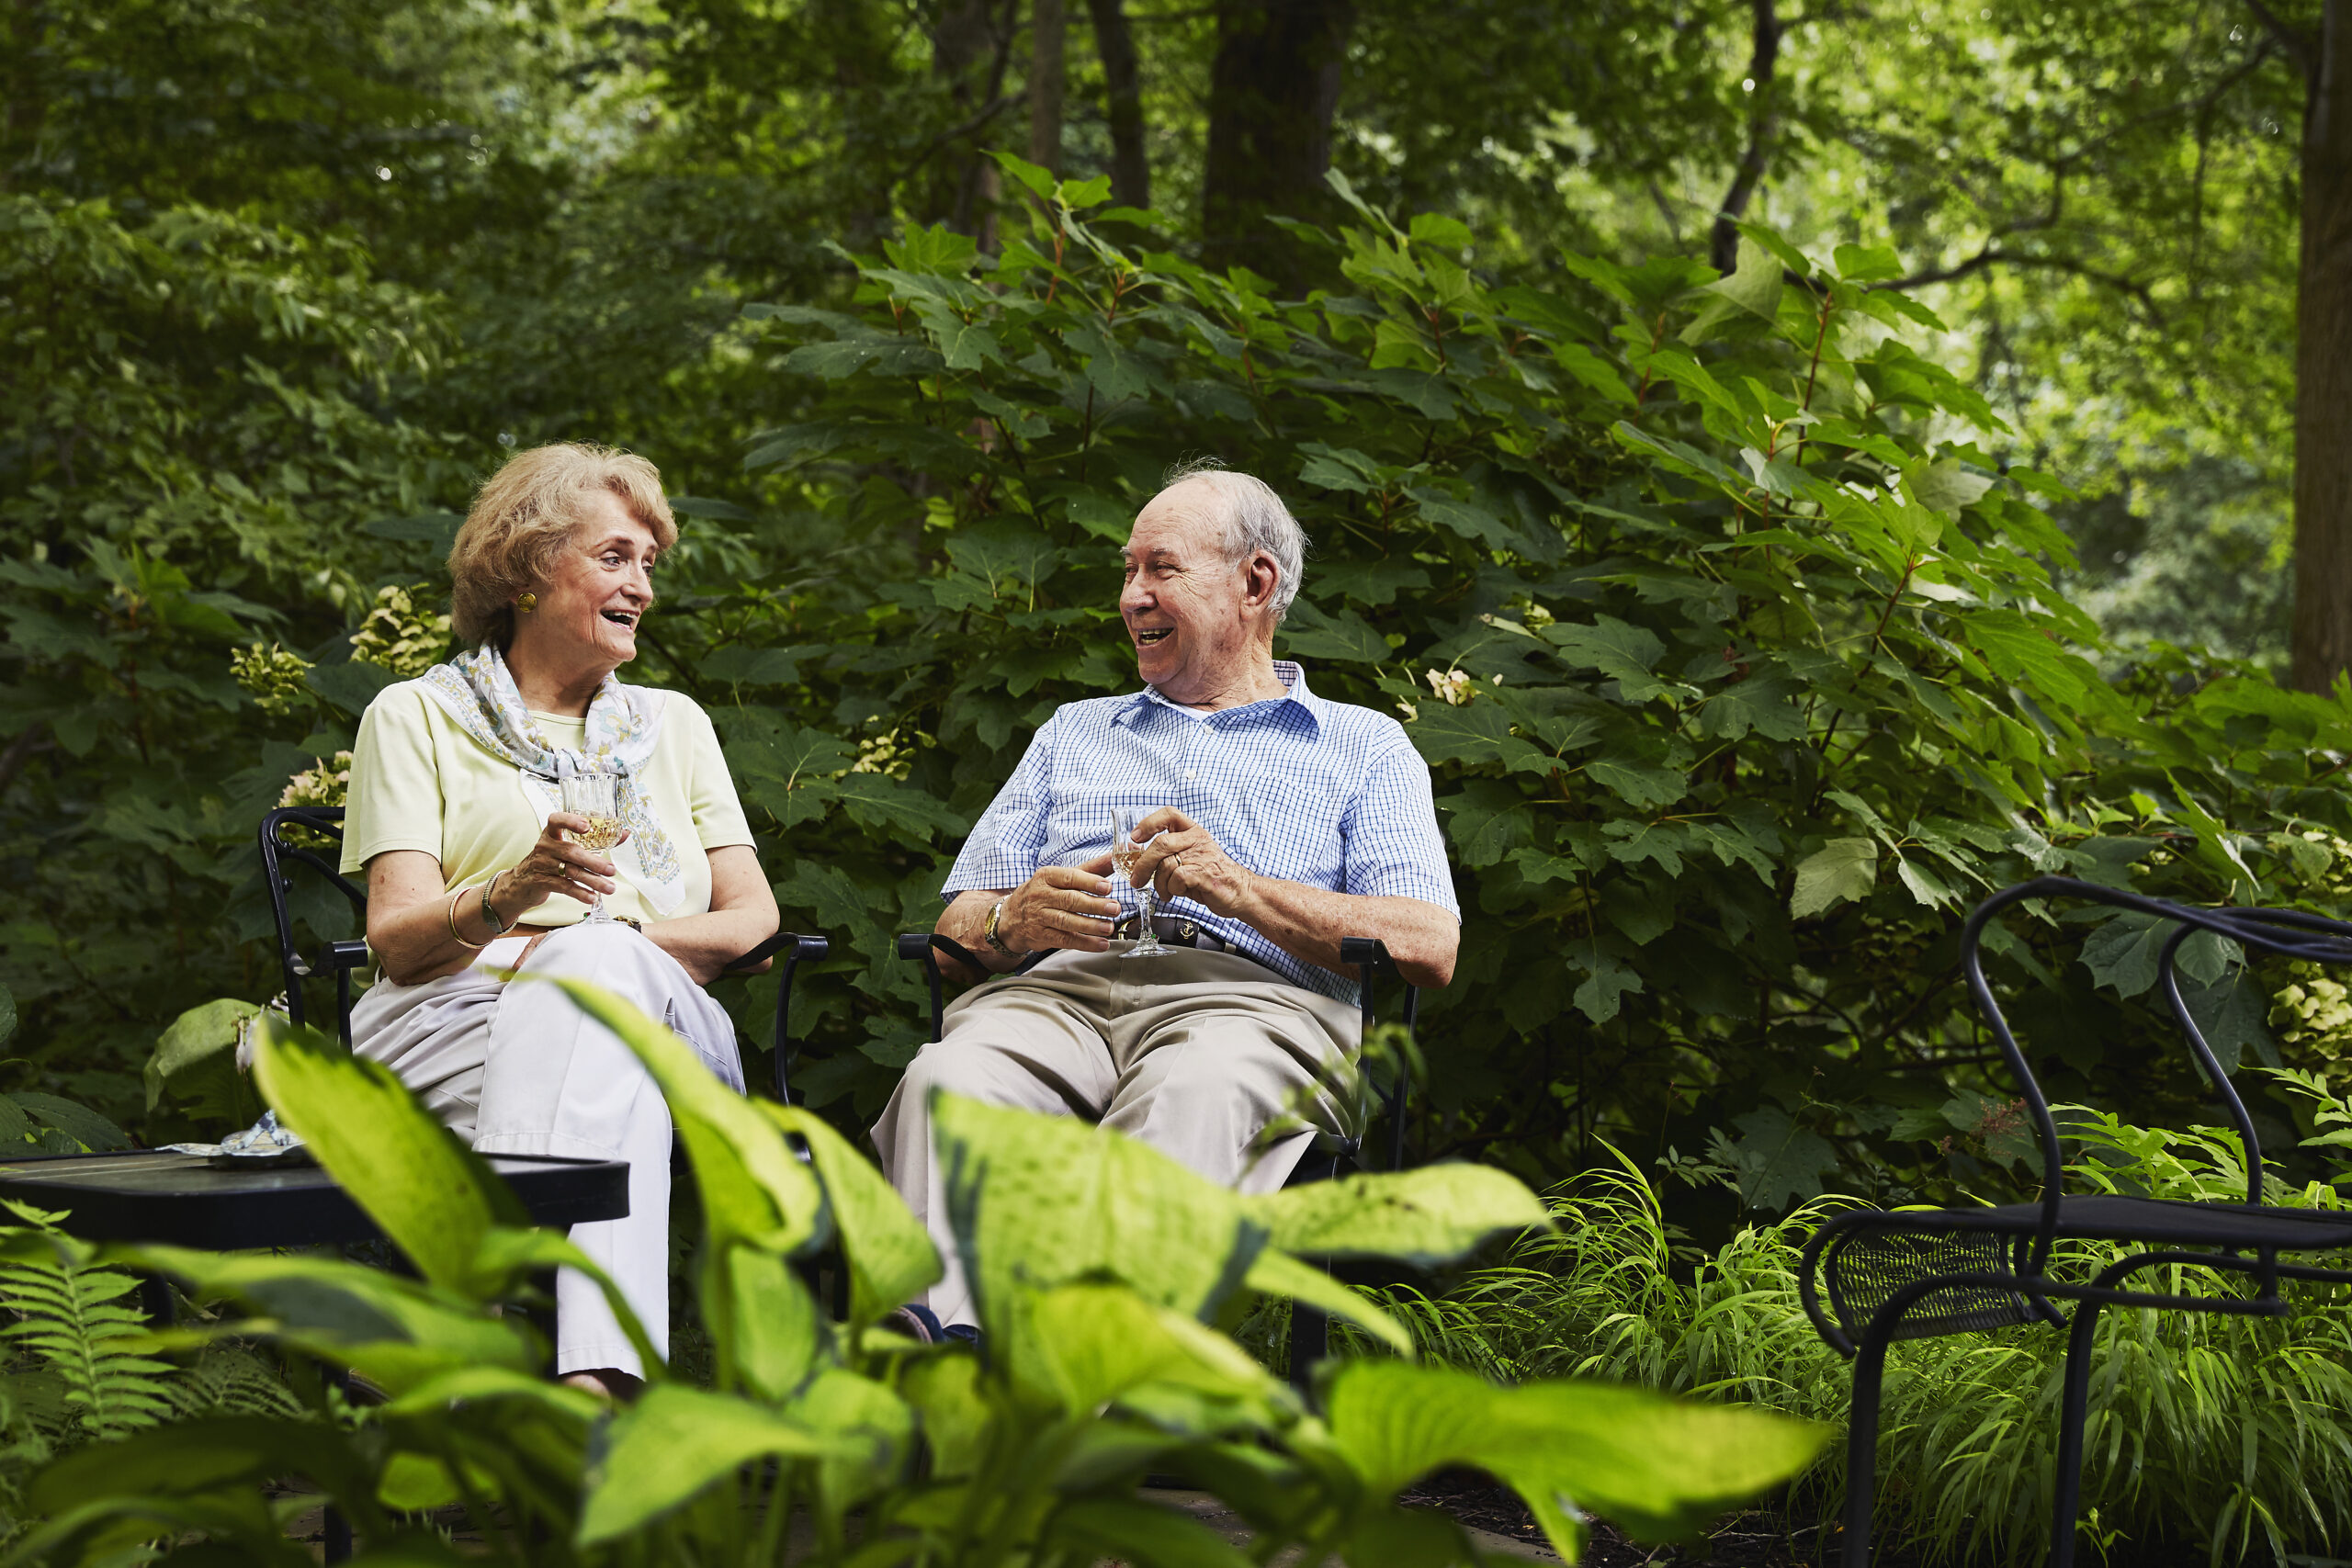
[999,857,1121,953]
[1125,807,1258,920]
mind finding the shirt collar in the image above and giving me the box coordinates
[1119,660,1325,734]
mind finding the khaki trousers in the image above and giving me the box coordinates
[869,943,1362,1327]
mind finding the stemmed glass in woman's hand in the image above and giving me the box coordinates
[1111,807,1168,958]
[559,770,625,925]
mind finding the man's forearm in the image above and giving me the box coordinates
[1229,878,1458,989]
[936,890,1024,977]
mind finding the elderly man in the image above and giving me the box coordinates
[870,463,1460,1333]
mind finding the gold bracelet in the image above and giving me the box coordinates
[447,886,486,951]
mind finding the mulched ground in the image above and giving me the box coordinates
[1397,1469,1904,1567]
[279,1466,2235,1566]
[1399,1471,2242,1568]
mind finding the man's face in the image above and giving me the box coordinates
[1119,482,1260,701]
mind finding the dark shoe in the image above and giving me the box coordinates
[883,1302,947,1343]
[944,1323,982,1348]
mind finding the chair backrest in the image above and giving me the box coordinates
[1963,876,2352,1258]
[259,806,368,1044]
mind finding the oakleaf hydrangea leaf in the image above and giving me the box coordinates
[1790,839,1877,918]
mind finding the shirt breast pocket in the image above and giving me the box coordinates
[1213,772,1349,887]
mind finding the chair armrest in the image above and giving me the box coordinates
[1339,936,1392,969]
[897,931,992,1043]
[897,931,986,975]
[295,941,372,979]
[722,931,829,976]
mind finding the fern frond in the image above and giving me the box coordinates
[166,1346,301,1422]
[0,1249,178,1442]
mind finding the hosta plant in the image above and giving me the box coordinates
[11,982,1824,1566]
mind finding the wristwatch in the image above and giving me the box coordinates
[984,897,1013,954]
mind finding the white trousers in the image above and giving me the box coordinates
[870,944,1362,1328]
[348,922,744,1377]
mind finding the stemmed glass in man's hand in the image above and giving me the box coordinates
[1111,807,1169,958]
[559,769,625,925]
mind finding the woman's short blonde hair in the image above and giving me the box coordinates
[447,444,677,648]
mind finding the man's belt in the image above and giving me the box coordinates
[1112,911,1243,954]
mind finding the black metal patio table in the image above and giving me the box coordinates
[0,1146,629,1562]
[0,1148,629,1251]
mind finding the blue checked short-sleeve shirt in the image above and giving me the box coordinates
[942,662,1460,999]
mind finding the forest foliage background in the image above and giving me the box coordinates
[3,0,2345,1238]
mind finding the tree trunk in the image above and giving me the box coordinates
[1710,0,1783,274]
[3,0,44,187]
[1030,0,1068,175]
[1201,0,1354,288]
[1085,0,1149,209]
[924,0,1017,243]
[2291,0,2352,691]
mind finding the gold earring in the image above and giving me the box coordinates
[516,592,537,614]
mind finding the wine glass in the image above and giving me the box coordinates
[559,769,625,925]
[1111,807,1168,958]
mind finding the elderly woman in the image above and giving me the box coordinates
[341,443,778,1397]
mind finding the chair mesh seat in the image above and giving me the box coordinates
[1821,1220,2034,1344]
[1819,1197,2352,1346]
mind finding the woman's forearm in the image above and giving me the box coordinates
[368,844,777,989]
[368,873,510,987]
[646,908,779,987]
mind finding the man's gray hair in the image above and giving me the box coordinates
[1159,458,1308,623]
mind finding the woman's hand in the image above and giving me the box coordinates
[491,813,630,926]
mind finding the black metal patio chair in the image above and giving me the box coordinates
[253,806,832,1559]
[261,805,827,1098]
[214,800,837,1563]
[895,923,1417,1393]
[1800,875,2352,1567]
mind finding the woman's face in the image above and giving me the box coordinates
[516,489,660,673]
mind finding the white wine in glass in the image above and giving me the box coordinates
[560,770,624,925]
[1111,807,1168,958]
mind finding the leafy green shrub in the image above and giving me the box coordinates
[0,192,462,1121]
[0,990,128,1157]
[622,157,2352,1206]
[7,990,1827,1566]
[1369,1076,2352,1565]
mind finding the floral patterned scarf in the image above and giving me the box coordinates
[418,645,686,916]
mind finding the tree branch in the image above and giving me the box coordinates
[2046,42,2280,175]
[2241,0,2315,73]
[887,88,1026,196]
[1884,247,2165,321]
